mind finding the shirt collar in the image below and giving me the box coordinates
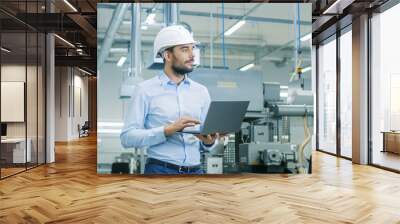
[159,71,191,87]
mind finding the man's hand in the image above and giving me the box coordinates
[164,117,200,136]
[195,133,220,145]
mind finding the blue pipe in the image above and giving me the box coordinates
[222,1,227,69]
[297,3,301,55]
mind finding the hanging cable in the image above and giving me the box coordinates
[297,3,301,57]
[291,3,303,81]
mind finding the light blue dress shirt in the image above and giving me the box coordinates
[120,72,216,166]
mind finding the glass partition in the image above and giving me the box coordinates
[0,0,46,179]
[317,35,337,155]
[339,28,352,158]
[371,4,400,171]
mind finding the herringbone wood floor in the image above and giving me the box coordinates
[1,135,400,224]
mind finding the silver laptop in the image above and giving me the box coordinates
[179,101,249,135]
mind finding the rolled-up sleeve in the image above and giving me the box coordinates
[120,86,166,148]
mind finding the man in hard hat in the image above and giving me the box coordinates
[120,25,219,174]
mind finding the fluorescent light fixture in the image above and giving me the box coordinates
[117,56,127,67]
[224,20,246,36]
[63,0,78,12]
[98,122,124,128]
[300,33,312,42]
[98,129,121,134]
[145,13,156,25]
[280,85,288,89]
[280,92,288,98]
[109,48,128,53]
[122,21,150,30]
[78,67,92,76]
[54,34,75,48]
[1,47,11,53]
[302,66,311,73]
[323,0,342,14]
[239,63,254,71]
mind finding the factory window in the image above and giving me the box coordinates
[317,35,337,155]
[339,27,352,159]
[370,3,400,171]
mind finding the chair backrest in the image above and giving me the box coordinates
[82,121,90,129]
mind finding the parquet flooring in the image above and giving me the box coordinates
[1,135,400,223]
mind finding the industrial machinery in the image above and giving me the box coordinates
[190,68,313,174]
[113,67,313,175]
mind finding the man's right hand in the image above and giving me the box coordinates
[164,117,200,136]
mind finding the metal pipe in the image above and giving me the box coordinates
[210,11,214,69]
[164,3,178,26]
[273,105,313,116]
[98,3,129,70]
[293,5,298,74]
[131,3,141,77]
[171,3,178,24]
[221,2,226,68]
[212,3,263,44]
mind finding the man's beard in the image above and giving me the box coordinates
[172,63,193,76]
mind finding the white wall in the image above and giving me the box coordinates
[1,65,37,137]
[54,67,89,141]
[1,64,46,163]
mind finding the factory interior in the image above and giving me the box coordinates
[1,0,400,223]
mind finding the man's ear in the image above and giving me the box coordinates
[163,51,171,63]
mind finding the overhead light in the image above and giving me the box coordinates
[300,33,312,42]
[78,67,92,76]
[98,122,124,128]
[280,92,288,98]
[239,63,254,71]
[76,48,83,52]
[145,13,156,25]
[110,48,128,53]
[224,20,246,36]
[280,85,288,89]
[1,47,11,53]
[54,34,75,48]
[302,66,311,73]
[122,21,149,30]
[63,0,78,12]
[322,0,345,15]
[117,56,127,67]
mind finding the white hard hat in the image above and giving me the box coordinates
[153,25,198,60]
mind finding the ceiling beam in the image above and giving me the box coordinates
[55,55,96,71]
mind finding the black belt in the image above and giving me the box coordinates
[146,158,201,173]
